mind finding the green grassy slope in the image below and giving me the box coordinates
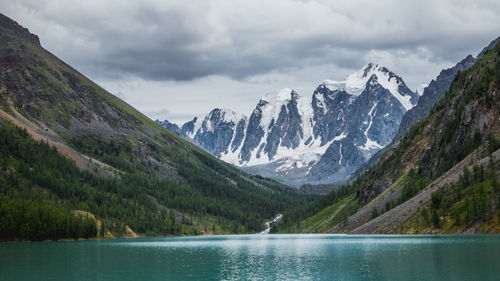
[0,14,314,241]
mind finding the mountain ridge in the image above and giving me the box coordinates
[159,63,419,185]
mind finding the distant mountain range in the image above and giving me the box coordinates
[159,63,420,185]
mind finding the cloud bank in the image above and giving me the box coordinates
[2,0,500,122]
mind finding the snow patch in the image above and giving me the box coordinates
[297,94,314,142]
[259,88,294,130]
[218,108,246,123]
[314,92,326,114]
[359,102,383,151]
[338,143,343,165]
[323,63,416,111]
[332,132,347,141]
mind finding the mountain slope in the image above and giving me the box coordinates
[277,38,500,234]
[396,36,500,139]
[163,64,418,186]
[0,13,313,241]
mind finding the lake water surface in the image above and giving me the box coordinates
[1,234,499,281]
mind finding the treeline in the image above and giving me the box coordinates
[176,150,316,231]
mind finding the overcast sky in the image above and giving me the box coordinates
[2,0,500,124]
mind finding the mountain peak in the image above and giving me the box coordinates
[321,63,416,111]
[208,108,246,123]
[322,63,393,96]
[182,62,420,185]
[0,13,40,46]
[361,62,376,76]
[355,63,395,81]
[262,88,298,103]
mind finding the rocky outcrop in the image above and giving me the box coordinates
[0,13,40,46]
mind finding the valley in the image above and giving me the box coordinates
[0,11,499,242]
[1,2,500,280]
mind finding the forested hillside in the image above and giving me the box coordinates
[0,13,314,241]
[277,38,500,234]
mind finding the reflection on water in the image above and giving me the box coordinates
[1,234,499,281]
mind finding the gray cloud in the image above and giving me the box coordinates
[4,0,500,81]
[2,0,500,123]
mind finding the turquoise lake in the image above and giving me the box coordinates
[1,234,499,280]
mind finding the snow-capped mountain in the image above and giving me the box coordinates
[182,108,247,158]
[159,63,419,185]
[307,64,418,183]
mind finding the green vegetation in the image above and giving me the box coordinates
[276,184,351,231]
[0,120,312,241]
[277,194,354,233]
[383,168,430,213]
[299,183,337,195]
[403,159,500,233]
[0,195,97,241]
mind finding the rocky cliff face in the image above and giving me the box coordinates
[396,55,476,138]
[180,108,247,157]
[159,64,419,185]
[396,36,500,139]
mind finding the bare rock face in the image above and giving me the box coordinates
[179,108,247,158]
[396,55,476,139]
